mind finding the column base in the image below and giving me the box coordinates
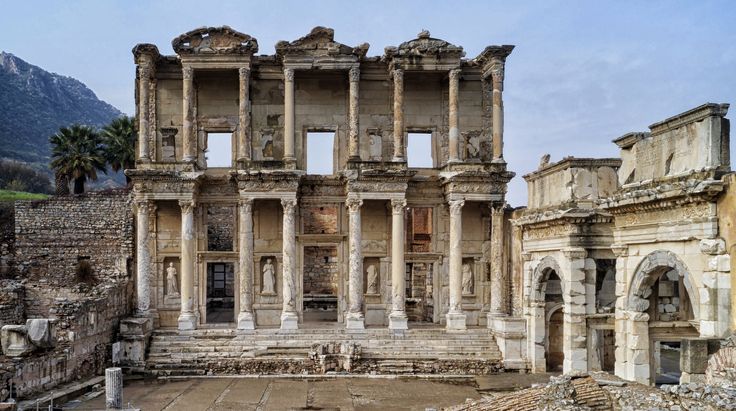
[488,314,527,370]
[445,312,467,331]
[280,312,299,330]
[283,157,297,170]
[388,312,408,330]
[237,312,255,330]
[491,157,506,164]
[346,313,365,330]
[177,312,197,331]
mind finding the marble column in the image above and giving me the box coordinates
[491,61,505,162]
[182,66,196,162]
[392,68,405,162]
[389,198,408,330]
[283,68,296,165]
[237,198,255,330]
[280,197,298,329]
[489,204,508,316]
[448,68,461,163]
[446,199,466,330]
[138,66,151,162]
[348,66,360,161]
[135,200,151,316]
[237,67,251,163]
[346,198,365,329]
[178,200,197,330]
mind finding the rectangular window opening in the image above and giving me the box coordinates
[306,131,335,175]
[206,133,232,168]
[407,132,433,168]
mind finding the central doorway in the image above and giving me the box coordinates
[206,262,234,323]
[302,245,339,323]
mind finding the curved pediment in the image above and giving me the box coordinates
[172,26,259,55]
[276,26,369,59]
[385,30,464,59]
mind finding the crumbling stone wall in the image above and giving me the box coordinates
[0,280,24,327]
[303,246,338,295]
[0,203,14,278]
[14,190,134,285]
[206,205,234,251]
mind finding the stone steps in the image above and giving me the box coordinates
[145,328,503,376]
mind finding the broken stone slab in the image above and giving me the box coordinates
[26,319,54,348]
[0,325,33,357]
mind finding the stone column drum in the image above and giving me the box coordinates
[135,200,151,316]
[389,198,408,330]
[105,367,123,409]
[448,68,461,163]
[348,66,360,161]
[182,66,196,162]
[392,68,405,162]
[280,198,298,329]
[491,61,505,162]
[446,199,467,330]
[283,68,296,165]
[137,65,151,161]
[346,198,365,329]
[237,67,251,162]
[237,198,255,330]
[178,200,197,330]
[489,204,507,316]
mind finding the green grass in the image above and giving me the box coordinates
[0,189,49,201]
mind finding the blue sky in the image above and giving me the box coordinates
[2,0,734,205]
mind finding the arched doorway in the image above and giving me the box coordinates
[528,257,565,373]
[546,305,564,371]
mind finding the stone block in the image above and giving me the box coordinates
[26,319,54,348]
[120,317,153,336]
[1,325,32,357]
[680,339,708,374]
[280,312,298,330]
[658,281,674,297]
[699,238,726,255]
[445,313,467,331]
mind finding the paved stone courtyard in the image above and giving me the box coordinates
[66,378,488,410]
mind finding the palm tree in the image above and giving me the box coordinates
[49,124,107,194]
[101,116,136,184]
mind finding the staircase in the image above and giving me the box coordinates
[146,327,503,377]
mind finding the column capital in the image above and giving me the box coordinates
[448,199,465,215]
[611,243,629,257]
[349,66,360,82]
[138,65,153,79]
[283,67,295,82]
[238,197,253,210]
[562,247,587,259]
[390,198,406,214]
[449,68,462,81]
[281,197,297,212]
[392,68,404,79]
[178,199,196,213]
[346,198,363,212]
[490,61,505,85]
[490,202,506,214]
[182,65,194,80]
[238,66,250,78]
[134,198,151,211]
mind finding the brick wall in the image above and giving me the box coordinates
[303,246,338,295]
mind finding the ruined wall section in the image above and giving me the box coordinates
[0,203,14,278]
[14,190,134,287]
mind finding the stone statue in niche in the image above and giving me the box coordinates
[366,264,379,294]
[368,133,382,161]
[166,262,179,296]
[262,258,276,294]
[261,130,274,160]
[464,131,481,160]
[462,263,473,295]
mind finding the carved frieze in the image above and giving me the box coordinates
[614,201,714,228]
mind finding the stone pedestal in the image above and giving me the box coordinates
[489,315,527,369]
[0,325,32,357]
[115,317,153,371]
[445,313,467,331]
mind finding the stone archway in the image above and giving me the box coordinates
[527,256,564,372]
[617,250,699,385]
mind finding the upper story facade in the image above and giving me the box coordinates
[131,26,514,178]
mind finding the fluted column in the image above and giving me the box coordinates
[389,198,408,330]
[280,197,298,329]
[237,198,255,330]
[178,200,197,330]
[237,67,251,163]
[283,68,296,166]
[135,200,151,315]
[489,204,508,316]
[448,68,461,163]
[491,61,505,162]
[182,66,196,162]
[392,68,405,162]
[446,199,466,330]
[348,66,360,161]
[346,198,365,329]
[138,66,151,162]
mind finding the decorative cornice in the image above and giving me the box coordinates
[648,103,729,137]
[523,157,621,182]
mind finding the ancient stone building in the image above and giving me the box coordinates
[516,103,734,385]
[128,26,515,335]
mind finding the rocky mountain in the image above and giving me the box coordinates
[0,52,124,167]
